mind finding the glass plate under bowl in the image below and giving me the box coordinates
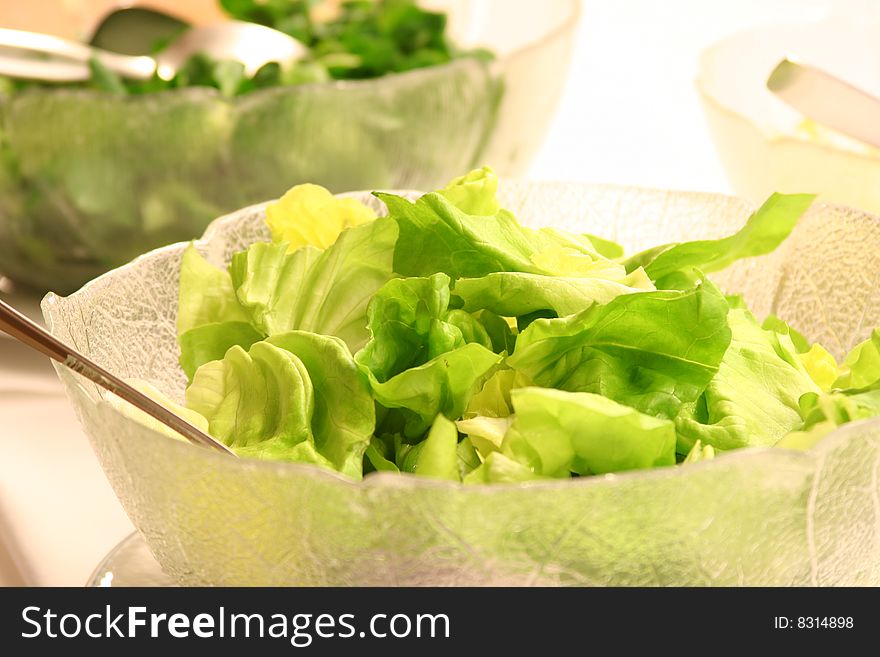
[87,533,175,587]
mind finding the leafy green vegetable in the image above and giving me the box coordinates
[355,273,491,383]
[367,343,502,438]
[507,280,732,420]
[501,387,676,477]
[177,244,250,335]
[682,440,715,463]
[379,168,620,280]
[463,452,543,485]
[157,168,866,483]
[456,415,511,458]
[453,269,654,318]
[834,330,880,391]
[437,166,500,216]
[364,436,400,473]
[411,415,460,481]
[265,182,376,252]
[179,321,264,382]
[10,1,492,97]
[675,309,820,453]
[762,314,811,353]
[625,193,815,287]
[456,437,481,480]
[267,331,375,478]
[465,368,533,418]
[582,233,625,259]
[231,216,398,352]
[185,332,372,478]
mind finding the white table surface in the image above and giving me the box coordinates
[3,0,878,586]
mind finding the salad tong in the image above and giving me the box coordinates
[767,57,880,149]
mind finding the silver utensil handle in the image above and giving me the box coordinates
[0,299,234,456]
[0,28,156,81]
[0,56,91,82]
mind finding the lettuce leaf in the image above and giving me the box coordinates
[177,244,250,335]
[624,193,815,286]
[507,280,731,420]
[267,331,375,479]
[355,273,490,383]
[682,440,715,463]
[463,452,543,484]
[834,329,880,391]
[265,183,376,252]
[465,368,533,418]
[378,168,617,280]
[456,415,511,458]
[185,332,373,478]
[675,309,820,453]
[230,216,398,352]
[501,387,677,477]
[367,343,502,438]
[436,165,500,216]
[453,268,654,318]
[411,414,460,481]
[178,321,264,382]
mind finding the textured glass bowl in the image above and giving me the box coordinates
[44,181,880,586]
[698,16,880,216]
[0,0,579,293]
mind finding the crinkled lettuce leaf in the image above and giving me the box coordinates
[185,332,373,478]
[178,321,264,382]
[265,183,376,252]
[436,165,500,216]
[355,273,490,383]
[230,216,398,352]
[453,268,654,318]
[465,368,533,418]
[675,309,820,453]
[378,168,619,280]
[367,343,502,438]
[501,387,677,477]
[267,331,375,479]
[834,329,880,391]
[507,280,731,420]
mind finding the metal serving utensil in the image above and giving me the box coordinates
[0,298,234,456]
[0,21,307,82]
[767,57,880,149]
[88,6,191,56]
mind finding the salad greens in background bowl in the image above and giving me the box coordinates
[43,169,880,585]
[0,0,579,293]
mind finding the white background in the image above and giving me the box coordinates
[3,0,879,586]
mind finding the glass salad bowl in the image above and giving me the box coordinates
[43,180,880,586]
[698,15,880,216]
[0,0,579,294]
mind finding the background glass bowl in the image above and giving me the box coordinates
[0,0,579,293]
[698,15,880,216]
[43,180,880,586]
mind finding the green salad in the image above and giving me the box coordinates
[130,167,880,483]
[1,0,492,97]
